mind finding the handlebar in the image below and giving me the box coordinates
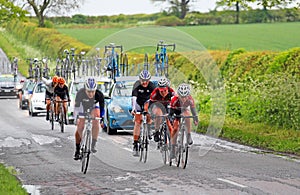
[156,42,176,51]
[104,43,123,53]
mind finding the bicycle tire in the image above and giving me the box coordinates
[177,127,188,169]
[160,122,170,165]
[50,109,54,130]
[60,105,64,133]
[81,131,91,174]
[139,123,148,163]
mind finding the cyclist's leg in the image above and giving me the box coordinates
[45,93,51,120]
[91,107,100,153]
[152,106,163,142]
[183,110,193,145]
[55,96,61,120]
[62,95,68,124]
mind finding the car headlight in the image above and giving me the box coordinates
[110,104,124,113]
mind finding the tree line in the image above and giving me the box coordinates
[0,0,299,27]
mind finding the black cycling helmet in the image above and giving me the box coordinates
[177,83,191,97]
[85,77,97,91]
[157,77,169,88]
[139,70,151,80]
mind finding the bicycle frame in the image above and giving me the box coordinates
[155,114,171,165]
[155,40,176,77]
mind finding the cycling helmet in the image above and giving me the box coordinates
[58,77,65,85]
[52,76,58,83]
[177,83,191,97]
[157,77,169,88]
[139,70,151,80]
[85,77,97,91]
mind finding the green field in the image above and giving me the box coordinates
[57,22,300,51]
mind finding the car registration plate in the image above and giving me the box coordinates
[4,90,11,92]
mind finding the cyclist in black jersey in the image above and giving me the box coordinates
[73,77,105,160]
[131,70,156,156]
[54,77,70,123]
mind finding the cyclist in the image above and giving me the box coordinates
[54,77,70,123]
[169,83,199,159]
[42,75,59,121]
[73,78,105,160]
[144,77,175,142]
[131,70,156,156]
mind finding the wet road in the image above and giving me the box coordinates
[0,98,299,194]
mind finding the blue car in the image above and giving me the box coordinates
[104,76,137,135]
[104,76,160,135]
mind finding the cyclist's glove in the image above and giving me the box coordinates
[193,116,199,124]
[100,118,104,124]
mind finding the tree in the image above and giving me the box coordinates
[216,0,255,24]
[12,0,85,27]
[0,0,27,24]
[151,0,195,19]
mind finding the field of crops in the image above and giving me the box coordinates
[57,22,300,51]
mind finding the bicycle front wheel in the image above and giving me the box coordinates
[139,124,148,163]
[50,109,54,130]
[177,129,188,169]
[160,125,170,165]
[81,131,91,174]
[60,106,64,133]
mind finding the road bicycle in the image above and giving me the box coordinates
[173,115,195,169]
[41,57,50,79]
[104,43,123,81]
[55,99,69,133]
[70,48,77,81]
[144,53,149,71]
[154,40,176,77]
[78,111,102,174]
[138,111,150,163]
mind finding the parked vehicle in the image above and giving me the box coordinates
[104,76,159,135]
[0,74,22,98]
[28,82,47,116]
[18,79,35,109]
[67,79,85,124]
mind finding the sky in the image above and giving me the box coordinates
[69,0,217,16]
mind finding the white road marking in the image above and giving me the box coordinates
[217,178,248,188]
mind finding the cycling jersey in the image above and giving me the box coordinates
[42,77,56,96]
[74,88,105,117]
[54,84,70,100]
[149,87,175,106]
[132,80,156,109]
[169,95,197,117]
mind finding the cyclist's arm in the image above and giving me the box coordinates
[131,96,137,113]
[65,86,70,101]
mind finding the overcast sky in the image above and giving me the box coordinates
[69,0,217,16]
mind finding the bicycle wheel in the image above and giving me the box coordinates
[60,105,64,133]
[160,123,170,165]
[81,131,91,174]
[50,109,54,130]
[177,128,188,169]
[139,123,148,163]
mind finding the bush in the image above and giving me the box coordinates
[155,16,184,26]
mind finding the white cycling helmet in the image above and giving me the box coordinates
[158,77,169,87]
[139,70,151,80]
[85,77,97,91]
[177,83,191,97]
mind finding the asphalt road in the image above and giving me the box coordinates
[0,97,299,195]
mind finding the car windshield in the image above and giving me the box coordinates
[71,82,85,95]
[34,84,46,93]
[113,81,134,97]
[0,76,15,82]
[97,81,112,94]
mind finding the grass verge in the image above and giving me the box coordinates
[0,164,27,194]
[198,114,300,157]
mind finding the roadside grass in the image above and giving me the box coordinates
[0,164,27,194]
[57,22,300,52]
[198,114,300,156]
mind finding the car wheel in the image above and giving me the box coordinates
[106,112,117,135]
[107,124,117,135]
